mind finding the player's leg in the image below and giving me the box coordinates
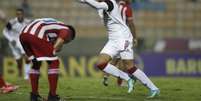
[102,72,109,86]
[98,40,131,81]
[19,34,44,101]
[29,60,45,101]
[30,60,41,95]
[102,57,120,86]
[110,58,127,86]
[47,60,61,101]
[18,39,32,80]
[9,43,24,78]
[23,55,31,80]
[120,42,159,96]
[97,53,131,81]
[96,54,134,93]
[123,59,159,97]
[16,57,23,77]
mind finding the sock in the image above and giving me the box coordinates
[103,63,130,81]
[29,69,40,94]
[132,69,158,90]
[0,76,6,87]
[24,63,31,80]
[48,69,59,96]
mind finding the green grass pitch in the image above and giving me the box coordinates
[0,77,201,101]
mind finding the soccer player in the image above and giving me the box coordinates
[0,9,19,94]
[79,0,159,98]
[20,18,76,101]
[3,8,31,80]
[102,0,137,87]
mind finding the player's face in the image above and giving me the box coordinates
[16,11,24,22]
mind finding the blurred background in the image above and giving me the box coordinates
[0,0,201,78]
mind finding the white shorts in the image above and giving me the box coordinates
[100,39,134,60]
[9,40,25,60]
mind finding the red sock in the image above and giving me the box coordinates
[0,76,6,87]
[29,69,40,94]
[48,72,58,96]
[127,65,137,75]
[48,60,59,96]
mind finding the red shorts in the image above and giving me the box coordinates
[20,33,58,61]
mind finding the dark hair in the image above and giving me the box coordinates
[16,8,24,13]
[67,25,76,40]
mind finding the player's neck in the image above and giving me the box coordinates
[17,18,24,23]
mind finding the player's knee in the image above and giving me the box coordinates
[48,60,59,69]
[127,65,137,74]
[96,62,108,70]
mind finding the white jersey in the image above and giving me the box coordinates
[3,17,31,59]
[83,0,134,59]
[3,18,31,42]
[98,0,133,40]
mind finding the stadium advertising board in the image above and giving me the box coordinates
[2,52,201,79]
[141,52,201,76]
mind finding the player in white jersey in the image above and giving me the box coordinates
[102,0,137,87]
[0,9,19,94]
[3,8,31,80]
[79,0,159,98]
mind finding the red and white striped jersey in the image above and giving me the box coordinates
[21,18,70,42]
[119,1,133,23]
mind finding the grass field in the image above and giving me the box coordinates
[0,77,201,101]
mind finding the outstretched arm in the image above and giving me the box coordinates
[79,0,113,11]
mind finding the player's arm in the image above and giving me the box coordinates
[53,29,69,52]
[3,22,14,42]
[80,0,114,11]
[54,37,64,52]
[126,6,137,46]
[127,19,137,45]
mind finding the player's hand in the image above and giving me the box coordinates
[133,38,138,47]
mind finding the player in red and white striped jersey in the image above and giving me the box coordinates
[20,18,76,101]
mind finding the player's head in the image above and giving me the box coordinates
[65,25,76,43]
[16,8,24,22]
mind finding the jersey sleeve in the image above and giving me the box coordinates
[126,5,133,18]
[58,29,70,41]
[84,0,113,11]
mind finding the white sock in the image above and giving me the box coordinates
[103,63,130,81]
[24,63,31,80]
[133,69,158,90]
